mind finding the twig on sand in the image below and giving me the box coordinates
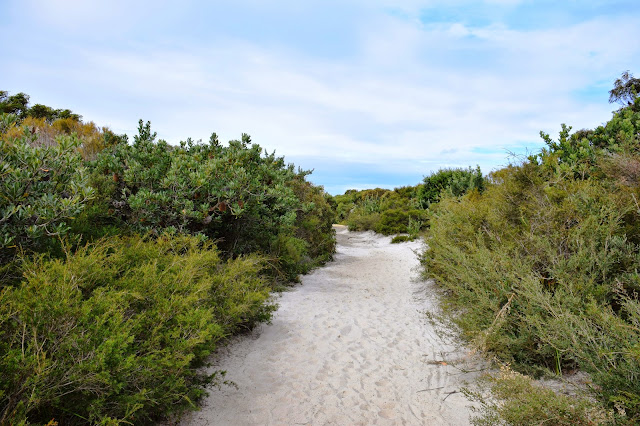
[447,365,489,374]
[417,386,445,392]
[424,359,449,366]
[442,390,459,401]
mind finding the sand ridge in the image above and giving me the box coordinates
[180,225,480,425]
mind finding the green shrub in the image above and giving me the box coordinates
[0,100,336,424]
[336,187,428,235]
[421,97,640,421]
[1,91,81,123]
[346,211,381,232]
[87,121,334,280]
[271,233,310,281]
[374,208,409,235]
[0,121,94,269]
[416,166,485,208]
[465,367,612,425]
[0,234,275,425]
[288,178,336,267]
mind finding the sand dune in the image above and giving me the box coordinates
[180,225,481,425]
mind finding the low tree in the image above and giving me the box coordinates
[0,90,81,123]
[0,91,30,119]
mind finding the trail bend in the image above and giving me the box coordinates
[180,225,480,425]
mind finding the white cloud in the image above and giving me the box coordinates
[2,1,639,193]
[72,13,633,164]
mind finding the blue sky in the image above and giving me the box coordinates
[2,0,639,194]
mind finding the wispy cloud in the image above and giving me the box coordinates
[2,0,639,193]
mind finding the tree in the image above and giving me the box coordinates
[0,91,82,123]
[609,71,640,106]
[0,92,30,119]
[28,103,56,121]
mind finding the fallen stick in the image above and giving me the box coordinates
[417,386,445,392]
[442,390,459,401]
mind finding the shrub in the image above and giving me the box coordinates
[347,211,381,232]
[421,97,640,421]
[88,121,334,280]
[0,234,275,425]
[374,208,409,235]
[336,186,428,235]
[1,116,116,161]
[1,90,81,123]
[270,233,310,281]
[287,177,336,268]
[465,367,612,425]
[0,122,94,269]
[416,166,485,208]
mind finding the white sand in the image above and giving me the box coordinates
[180,226,481,425]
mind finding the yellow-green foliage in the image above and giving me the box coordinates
[0,95,336,424]
[0,234,274,425]
[421,99,640,421]
[391,235,416,243]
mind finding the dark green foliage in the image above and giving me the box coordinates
[0,124,94,267]
[391,235,415,243]
[87,121,334,279]
[1,91,81,122]
[609,71,640,106]
[334,187,428,237]
[0,111,334,278]
[28,104,82,123]
[0,234,275,425]
[421,97,640,422]
[286,177,336,277]
[0,91,30,119]
[416,166,485,208]
[375,209,408,235]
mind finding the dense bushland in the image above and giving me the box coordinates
[0,92,336,424]
[84,121,334,280]
[421,94,640,422]
[332,167,484,239]
[1,105,335,280]
[332,187,426,237]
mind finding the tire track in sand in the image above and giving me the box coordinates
[180,225,481,425]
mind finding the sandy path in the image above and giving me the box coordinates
[180,226,480,425]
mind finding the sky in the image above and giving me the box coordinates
[1,1,639,194]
